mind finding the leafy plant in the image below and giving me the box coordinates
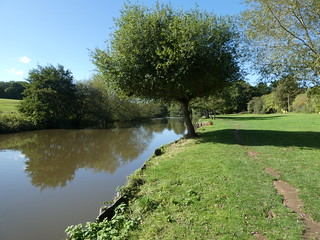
[0,113,36,133]
[65,203,140,240]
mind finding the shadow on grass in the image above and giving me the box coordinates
[199,129,320,149]
[215,115,284,121]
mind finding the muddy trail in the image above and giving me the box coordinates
[234,128,320,239]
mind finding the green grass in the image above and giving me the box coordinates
[66,113,320,239]
[122,113,319,239]
[0,98,20,113]
[215,114,320,222]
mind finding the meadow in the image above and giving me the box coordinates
[0,98,20,113]
[116,113,320,239]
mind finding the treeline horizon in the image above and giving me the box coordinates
[2,72,320,122]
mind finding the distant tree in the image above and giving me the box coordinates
[168,102,183,117]
[247,96,264,113]
[4,81,27,99]
[191,95,225,117]
[222,80,257,113]
[292,92,310,112]
[192,80,257,115]
[243,0,320,82]
[74,81,112,127]
[0,81,27,99]
[93,3,240,137]
[247,92,278,114]
[273,74,302,112]
[0,82,9,98]
[88,74,167,123]
[253,82,272,96]
[307,86,320,113]
[19,65,76,128]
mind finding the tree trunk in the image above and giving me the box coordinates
[180,100,197,138]
[203,109,209,119]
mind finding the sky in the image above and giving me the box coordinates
[0,0,250,83]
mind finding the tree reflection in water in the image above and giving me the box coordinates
[0,118,185,190]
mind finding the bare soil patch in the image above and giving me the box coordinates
[253,233,268,240]
[273,179,320,239]
[247,150,259,158]
[264,167,280,179]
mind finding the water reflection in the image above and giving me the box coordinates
[0,118,185,190]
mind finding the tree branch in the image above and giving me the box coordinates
[292,0,318,54]
[265,2,318,56]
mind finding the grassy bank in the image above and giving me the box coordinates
[66,114,320,239]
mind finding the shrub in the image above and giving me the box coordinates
[65,203,139,240]
[0,113,36,133]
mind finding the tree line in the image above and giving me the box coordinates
[247,77,320,114]
[0,81,27,99]
[16,64,167,129]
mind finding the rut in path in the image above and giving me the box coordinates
[234,128,320,239]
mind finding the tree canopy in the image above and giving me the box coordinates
[19,64,76,128]
[93,3,241,137]
[242,0,320,83]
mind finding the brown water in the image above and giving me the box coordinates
[0,118,185,240]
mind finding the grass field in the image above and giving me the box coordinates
[122,113,320,239]
[0,98,20,113]
[66,113,320,239]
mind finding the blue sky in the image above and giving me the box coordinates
[0,0,249,83]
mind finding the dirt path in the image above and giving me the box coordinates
[234,128,320,239]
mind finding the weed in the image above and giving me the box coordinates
[65,203,140,240]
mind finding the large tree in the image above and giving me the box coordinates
[19,64,76,128]
[242,0,320,83]
[93,3,240,137]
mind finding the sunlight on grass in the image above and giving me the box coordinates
[0,98,20,113]
[122,114,320,239]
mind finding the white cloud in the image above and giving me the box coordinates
[19,56,31,64]
[5,68,24,75]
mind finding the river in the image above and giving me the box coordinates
[0,118,185,240]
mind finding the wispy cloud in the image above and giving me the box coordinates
[5,68,24,75]
[19,56,31,64]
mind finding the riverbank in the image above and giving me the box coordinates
[66,114,320,239]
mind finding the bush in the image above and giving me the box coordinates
[0,113,37,133]
[65,203,139,240]
[247,96,265,114]
[247,93,278,114]
[292,88,320,113]
[292,93,311,113]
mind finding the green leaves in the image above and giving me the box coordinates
[19,64,76,128]
[93,3,240,102]
[65,203,140,240]
[242,0,320,81]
